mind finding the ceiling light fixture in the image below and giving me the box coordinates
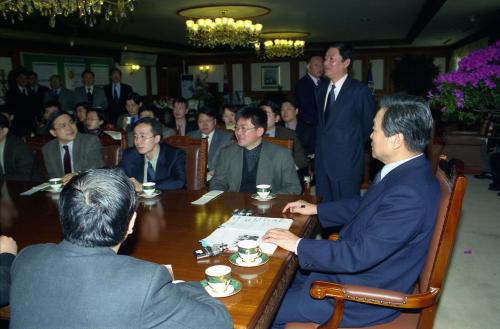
[178,5,269,49]
[0,0,135,28]
[255,32,308,58]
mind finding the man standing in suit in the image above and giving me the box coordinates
[0,235,17,307]
[294,55,324,127]
[315,43,376,201]
[9,168,232,328]
[280,98,315,156]
[187,106,232,175]
[74,69,108,109]
[104,68,133,124]
[42,111,104,179]
[5,70,38,137]
[27,71,49,116]
[264,94,440,328]
[210,107,301,195]
[119,117,186,191]
[43,74,75,113]
[0,115,42,181]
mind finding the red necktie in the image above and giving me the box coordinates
[63,145,72,174]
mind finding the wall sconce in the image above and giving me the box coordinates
[199,65,212,73]
[126,63,141,74]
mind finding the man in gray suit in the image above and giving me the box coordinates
[43,74,75,113]
[210,107,301,195]
[42,111,104,180]
[9,168,232,329]
[73,69,108,109]
[187,106,233,176]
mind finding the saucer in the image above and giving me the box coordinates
[47,187,62,194]
[200,278,241,298]
[251,193,276,201]
[139,190,161,198]
[229,252,269,267]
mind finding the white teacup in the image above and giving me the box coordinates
[142,182,156,195]
[256,184,271,199]
[205,265,232,293]
[49,178,63,191]
[237,240,262,263]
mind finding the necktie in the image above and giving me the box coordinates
[147,161,156,182]
[53,89,59,99]
[324,85,335,122]
[87,88,93,104]
[373,171,382,185]
[63,145,72,174]
[113,85,118,102]
[22,88,28,96]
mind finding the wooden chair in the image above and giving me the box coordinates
[25,135,53,180]
[263,136,294,153]
[100,134,123,167]
[164,136,208,191]
[286,157,467,329]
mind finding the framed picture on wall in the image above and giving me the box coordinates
[261,65,281,88]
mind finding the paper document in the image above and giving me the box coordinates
[200,215,293,255]
[191,190,224,205]
[20,182,50,196]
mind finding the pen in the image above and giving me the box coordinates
[300,205,306,208]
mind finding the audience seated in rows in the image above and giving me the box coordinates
[187,106,233,175]
[43,74,75,113]
[220,105,237,131]
[279,98,316,157]
[74,69,108,109]
[8,169,232,328]
[210,107,301,195]
[42,111,104,180]
[166,97,197,136]
[119,117,186,192]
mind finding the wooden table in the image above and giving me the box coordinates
[0,181,318,329]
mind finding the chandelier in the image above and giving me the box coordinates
[0,0,135,27]
[255,32,308,59]
[178,5,269,49]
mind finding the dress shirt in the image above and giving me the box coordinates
[85,86,94,94]
[265,127,276,137]
[175,120,186,136]
[323,74,348,111]
[18,86,28,96]
[142,146,160,183]
[59,141,74,174]
[113,83,121,100]
[308,73,320,86]
[202,129,215,152]
[285,120,297,130]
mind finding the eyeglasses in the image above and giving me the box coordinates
[54,120,75,130]
[133,135,155,141]
[235,126,257,133]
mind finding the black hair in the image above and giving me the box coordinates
[75,102,92,112]
[110,68,122,76]
[125,92,142,105]
[325,43,354,69]
[196,106,217,120]
[173,97,188,107]
[26,71,38,78]
[259,100,280,116]
[81,69,95,78]
[86,108,107,124]
[236,107,267,133]
[134,117,163,138]
[0,113,10,128]
[139,105,159,119]
[58,168,137,247]
[47,110,75,129]
[379,94,434,153]
[280,97,298,109]
[43,100,61,111]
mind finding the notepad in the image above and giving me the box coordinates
[191,190,224,205]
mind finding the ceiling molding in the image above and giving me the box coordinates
[405,0,448,43]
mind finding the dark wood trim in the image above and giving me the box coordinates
[405,0,448,43]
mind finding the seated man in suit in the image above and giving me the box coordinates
[43,74,75,113]
[119,117,186,192]
[42,111,104,180]
[166,97,197,136]
[9,168,232,328]
[0,235,17,307]
[263,94,441,328]
[74,69,108,109]
[104,68,133,124]
[187,106,233,177]
[74,101,90,133]
[138,105,175,140]
[0,114,42,181]
[210,107,301,195]
[280,98,316,157]
[36,100,60,136]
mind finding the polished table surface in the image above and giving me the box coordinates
[0,181,318,329]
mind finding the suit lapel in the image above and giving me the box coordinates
[256,142,272,184]
[326,77,352,126]
[133,151,145,182]
[233,146,244,191]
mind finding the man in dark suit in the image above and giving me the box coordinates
[294,55,324,127]
[43,74,75,113]
[187,106,232,175]
[315,43,376,201]
[0,235,17,307]
[27,71,49,116]
[166,97,197,136]
[42,111,104,179]
[210,107,301,195]
[74,69,108,109]
[119,117,186,191]
[264,94,440,328]
[9,168,232,328]
[104,68,133,124]
[280,98,316,156]
[5,70,38,137]
[0,115,42,181]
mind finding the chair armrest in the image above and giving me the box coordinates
[310,281,440,309]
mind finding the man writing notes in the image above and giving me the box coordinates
[315,43,376,201]
[9,168,232,329]
[210,107,301,195]
[264,95,441,328]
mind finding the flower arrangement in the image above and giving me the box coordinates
[428,41,500,123]
[153,96,174,110]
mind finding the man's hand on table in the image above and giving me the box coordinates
[282,200,318,215]
[130,178,143,192]
[262,229,299,253]
[0,235,18,255]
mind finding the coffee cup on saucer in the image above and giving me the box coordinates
[49,178,63,192]
[205,265,232,293]
[142,182,156,195]
[256,184,271,199]
[237,240,262,263]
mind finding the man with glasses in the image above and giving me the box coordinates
[209,107,301,195]
[42,111,104,180]
[119,117,186,192]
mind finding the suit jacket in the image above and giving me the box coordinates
[294,74,325,126]
[187,128,233,171]
[74,85,108,109]
[294,156,440,327]
[5,86,38,136]
[209,141,301,195]
[43,88,75,113]
[0,252,15,307]
[9,240,232,329]
[42,133,104,178]
[274,126,308,170]
[1,133,43,181]
[294,120,316,156]
[166,119,198,136]
[119,142,186,190]
[104,83,133,123]
[314,76,375,199]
